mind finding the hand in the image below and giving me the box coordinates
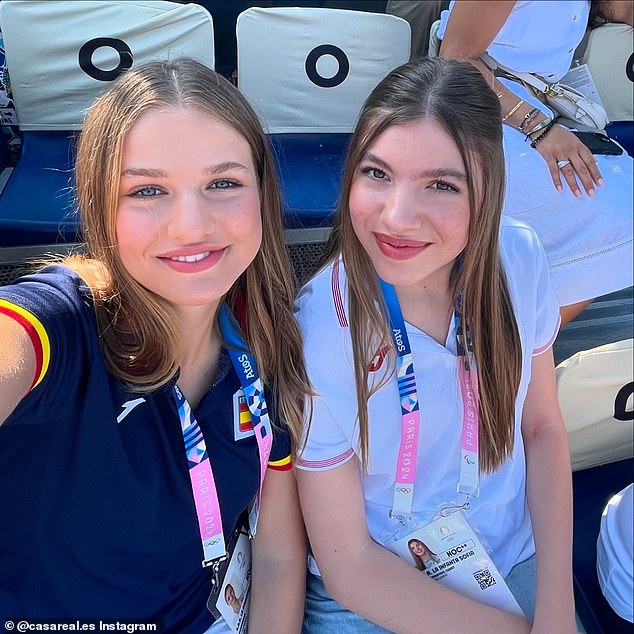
[533,124,604,198]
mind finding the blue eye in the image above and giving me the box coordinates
[210,179,239,189]
[130,186,163,198]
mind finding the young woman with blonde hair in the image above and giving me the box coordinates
[0,57,308,633]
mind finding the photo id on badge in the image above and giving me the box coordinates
[393,512,523,616]
[207,528,252,634]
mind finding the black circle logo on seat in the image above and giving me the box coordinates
[305,44,349,88]
[79,38,133,82]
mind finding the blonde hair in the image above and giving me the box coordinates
[66,58,309,450]
[323,57,521,473]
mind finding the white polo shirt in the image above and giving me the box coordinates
[296,217,560,577]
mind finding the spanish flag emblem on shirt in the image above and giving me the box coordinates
[232,387,292,471]
[233,388,255,440]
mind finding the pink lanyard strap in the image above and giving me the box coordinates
[174,381,272,568]
[380,280,480,524]
[174,304,273,568]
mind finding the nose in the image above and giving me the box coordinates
[167,190,214,242]
[380,184,423,234]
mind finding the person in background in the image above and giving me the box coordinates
[0,57,308,634]
[438,0,633,326]
[597,483,634,623]
[296,57,577,633]
[386,0,449,58]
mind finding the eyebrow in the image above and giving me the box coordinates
[362,152,467,181]
[120,162,250,178]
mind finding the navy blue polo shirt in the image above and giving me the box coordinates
[0,267,291,633]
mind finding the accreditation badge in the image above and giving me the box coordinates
[392,512,523,616]
[207,522,252,634]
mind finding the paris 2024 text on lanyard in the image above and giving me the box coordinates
[380,277,524,617]
[172,303,272,568]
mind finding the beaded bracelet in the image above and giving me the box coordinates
[524,116,553,142]
[530,121,556,148]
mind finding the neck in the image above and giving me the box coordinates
[175,302,222,408]
[395,273,454,346]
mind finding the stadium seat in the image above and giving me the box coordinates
[582,22,633,156]
[556,340,634,633]
[236,6,409,282]
[557,340,634,472]
[572,458,633,634]
[0,0,215,254]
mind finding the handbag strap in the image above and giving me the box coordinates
[481,53,551,93]
[481,53,607,135]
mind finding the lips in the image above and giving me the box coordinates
[374,232,430,260]
[158,246,227,273]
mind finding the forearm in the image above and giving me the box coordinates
[249,552,306,634]
[524,422,575,631]
[321,539,532,634]
[445,56,550,141]
[248,468,307,634]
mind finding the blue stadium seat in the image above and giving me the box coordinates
[0,0,214,249]
[606,121,634,158]
[0,131,78,247]
[572,458,633,634]
[269,133,349,229]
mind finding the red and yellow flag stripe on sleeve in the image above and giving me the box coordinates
[268,455,292,471]
[0,299,50,390]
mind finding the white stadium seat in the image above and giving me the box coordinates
[236,6,410,133]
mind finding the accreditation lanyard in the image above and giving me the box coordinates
[379,279,480,524]
[173,303,273,568]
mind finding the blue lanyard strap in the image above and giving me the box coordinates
[378,278,480,521]
[218,303,274,533]
[379,278,421,521]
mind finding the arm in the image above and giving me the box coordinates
[440,0,603,198]
[0,311,35,424]
[603,1,633,26]
[297,458,532,633]
[521,348,577,634]
[249,467,307,634]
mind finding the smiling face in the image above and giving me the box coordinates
[225,584,240,613]
[115,107,262,314]
[409,539,428,557]
[349,118,470,299]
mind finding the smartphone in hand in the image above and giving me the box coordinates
[572,131,624,156]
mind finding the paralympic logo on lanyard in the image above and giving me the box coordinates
[379,277,480,524]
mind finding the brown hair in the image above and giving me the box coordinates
[68,57,309,450]
[323,57,521,473]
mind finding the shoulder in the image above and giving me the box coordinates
[0,265,97,347]
[498,215,551,279]
[0,266,102,413]
[499,216,561,349]
[295,258,350,339]
[0,265,94,314]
